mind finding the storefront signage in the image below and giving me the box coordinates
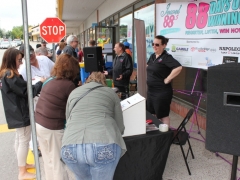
[165,39,239,69]
[156,1,240,38]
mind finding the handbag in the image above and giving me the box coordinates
[69,85,103,114]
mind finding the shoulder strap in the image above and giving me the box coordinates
[69,85,103,114]
[42,77,55,88]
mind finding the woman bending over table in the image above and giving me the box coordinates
[61,72,126,180]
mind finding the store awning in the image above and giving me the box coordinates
[56,0,105,34]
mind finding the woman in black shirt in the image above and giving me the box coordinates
[147,35,182,126]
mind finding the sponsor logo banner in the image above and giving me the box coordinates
[166,39,239,69]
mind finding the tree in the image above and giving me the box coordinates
[0,28,4,38]
[11,26,23,39]
[5,30,12,39]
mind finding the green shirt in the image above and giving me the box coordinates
[62,82,127,156]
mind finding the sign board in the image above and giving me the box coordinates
[165,39,239,69]
[156,1,240,69]
[156,1,240,38]
[40,17,66,43]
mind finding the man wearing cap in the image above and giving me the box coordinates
[18,44,54,82]
[123,41,132,57]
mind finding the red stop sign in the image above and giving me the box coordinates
[40,17,66,43]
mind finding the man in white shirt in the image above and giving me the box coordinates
[19,45,54,81]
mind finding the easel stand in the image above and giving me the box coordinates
[173,68,205,142]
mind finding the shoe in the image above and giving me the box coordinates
[18,172,36,180]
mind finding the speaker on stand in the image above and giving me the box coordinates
[206,63,240,180]
[83,46,103,73]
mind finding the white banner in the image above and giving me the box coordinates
[165,39,240,69]
[156,1,240,38]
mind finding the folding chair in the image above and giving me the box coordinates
[172,108,195,175]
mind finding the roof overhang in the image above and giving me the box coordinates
[56,0,106,34]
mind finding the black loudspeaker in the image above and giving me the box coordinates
[83,47,103,73]
[206,63,240,156]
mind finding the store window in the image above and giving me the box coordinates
[119,13,132,48]
[172,67,207,112]
[80,32,84,48]
[133,3,154,66]
[84,30,88,47]
[109,17,114,26]
[101,20,106,26]
[89,28,94,41]
[114,14,119,26]
[106,18,110,26]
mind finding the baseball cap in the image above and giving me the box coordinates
[123,41,130,47]
[19,44,34,54]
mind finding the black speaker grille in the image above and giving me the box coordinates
[206,63,240,156]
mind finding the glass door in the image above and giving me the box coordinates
[95,26,116,69]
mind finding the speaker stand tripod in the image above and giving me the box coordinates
[173,68,205,142]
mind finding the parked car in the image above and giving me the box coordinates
[0,41,12,49]
[13,39,22,46]
[10,41,18,47]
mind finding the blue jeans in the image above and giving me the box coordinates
[61,143,121,180]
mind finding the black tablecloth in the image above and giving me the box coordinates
[114,111,173,180]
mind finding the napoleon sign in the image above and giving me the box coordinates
[40,17,66,43]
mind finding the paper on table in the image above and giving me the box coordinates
[32,76,42,85]
[146,124,159,132]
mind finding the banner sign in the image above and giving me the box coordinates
[165,39,239,69]
[156,1,240,38]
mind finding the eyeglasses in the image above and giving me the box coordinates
[152,43,160,47]
[73,41,79,43]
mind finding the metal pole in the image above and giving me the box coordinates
[52,43,56,62]
[21,0,41,179]
[230,155,238,180]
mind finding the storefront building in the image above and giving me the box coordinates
[56,0,207,129]
[30,25,41,42]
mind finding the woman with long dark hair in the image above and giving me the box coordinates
[0,48,44,180]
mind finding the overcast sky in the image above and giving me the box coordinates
[0,0,56,31]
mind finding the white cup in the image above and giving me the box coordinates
[159,124,169,132]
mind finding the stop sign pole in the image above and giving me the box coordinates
[40,17,66,43]
[21,0,41,179]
